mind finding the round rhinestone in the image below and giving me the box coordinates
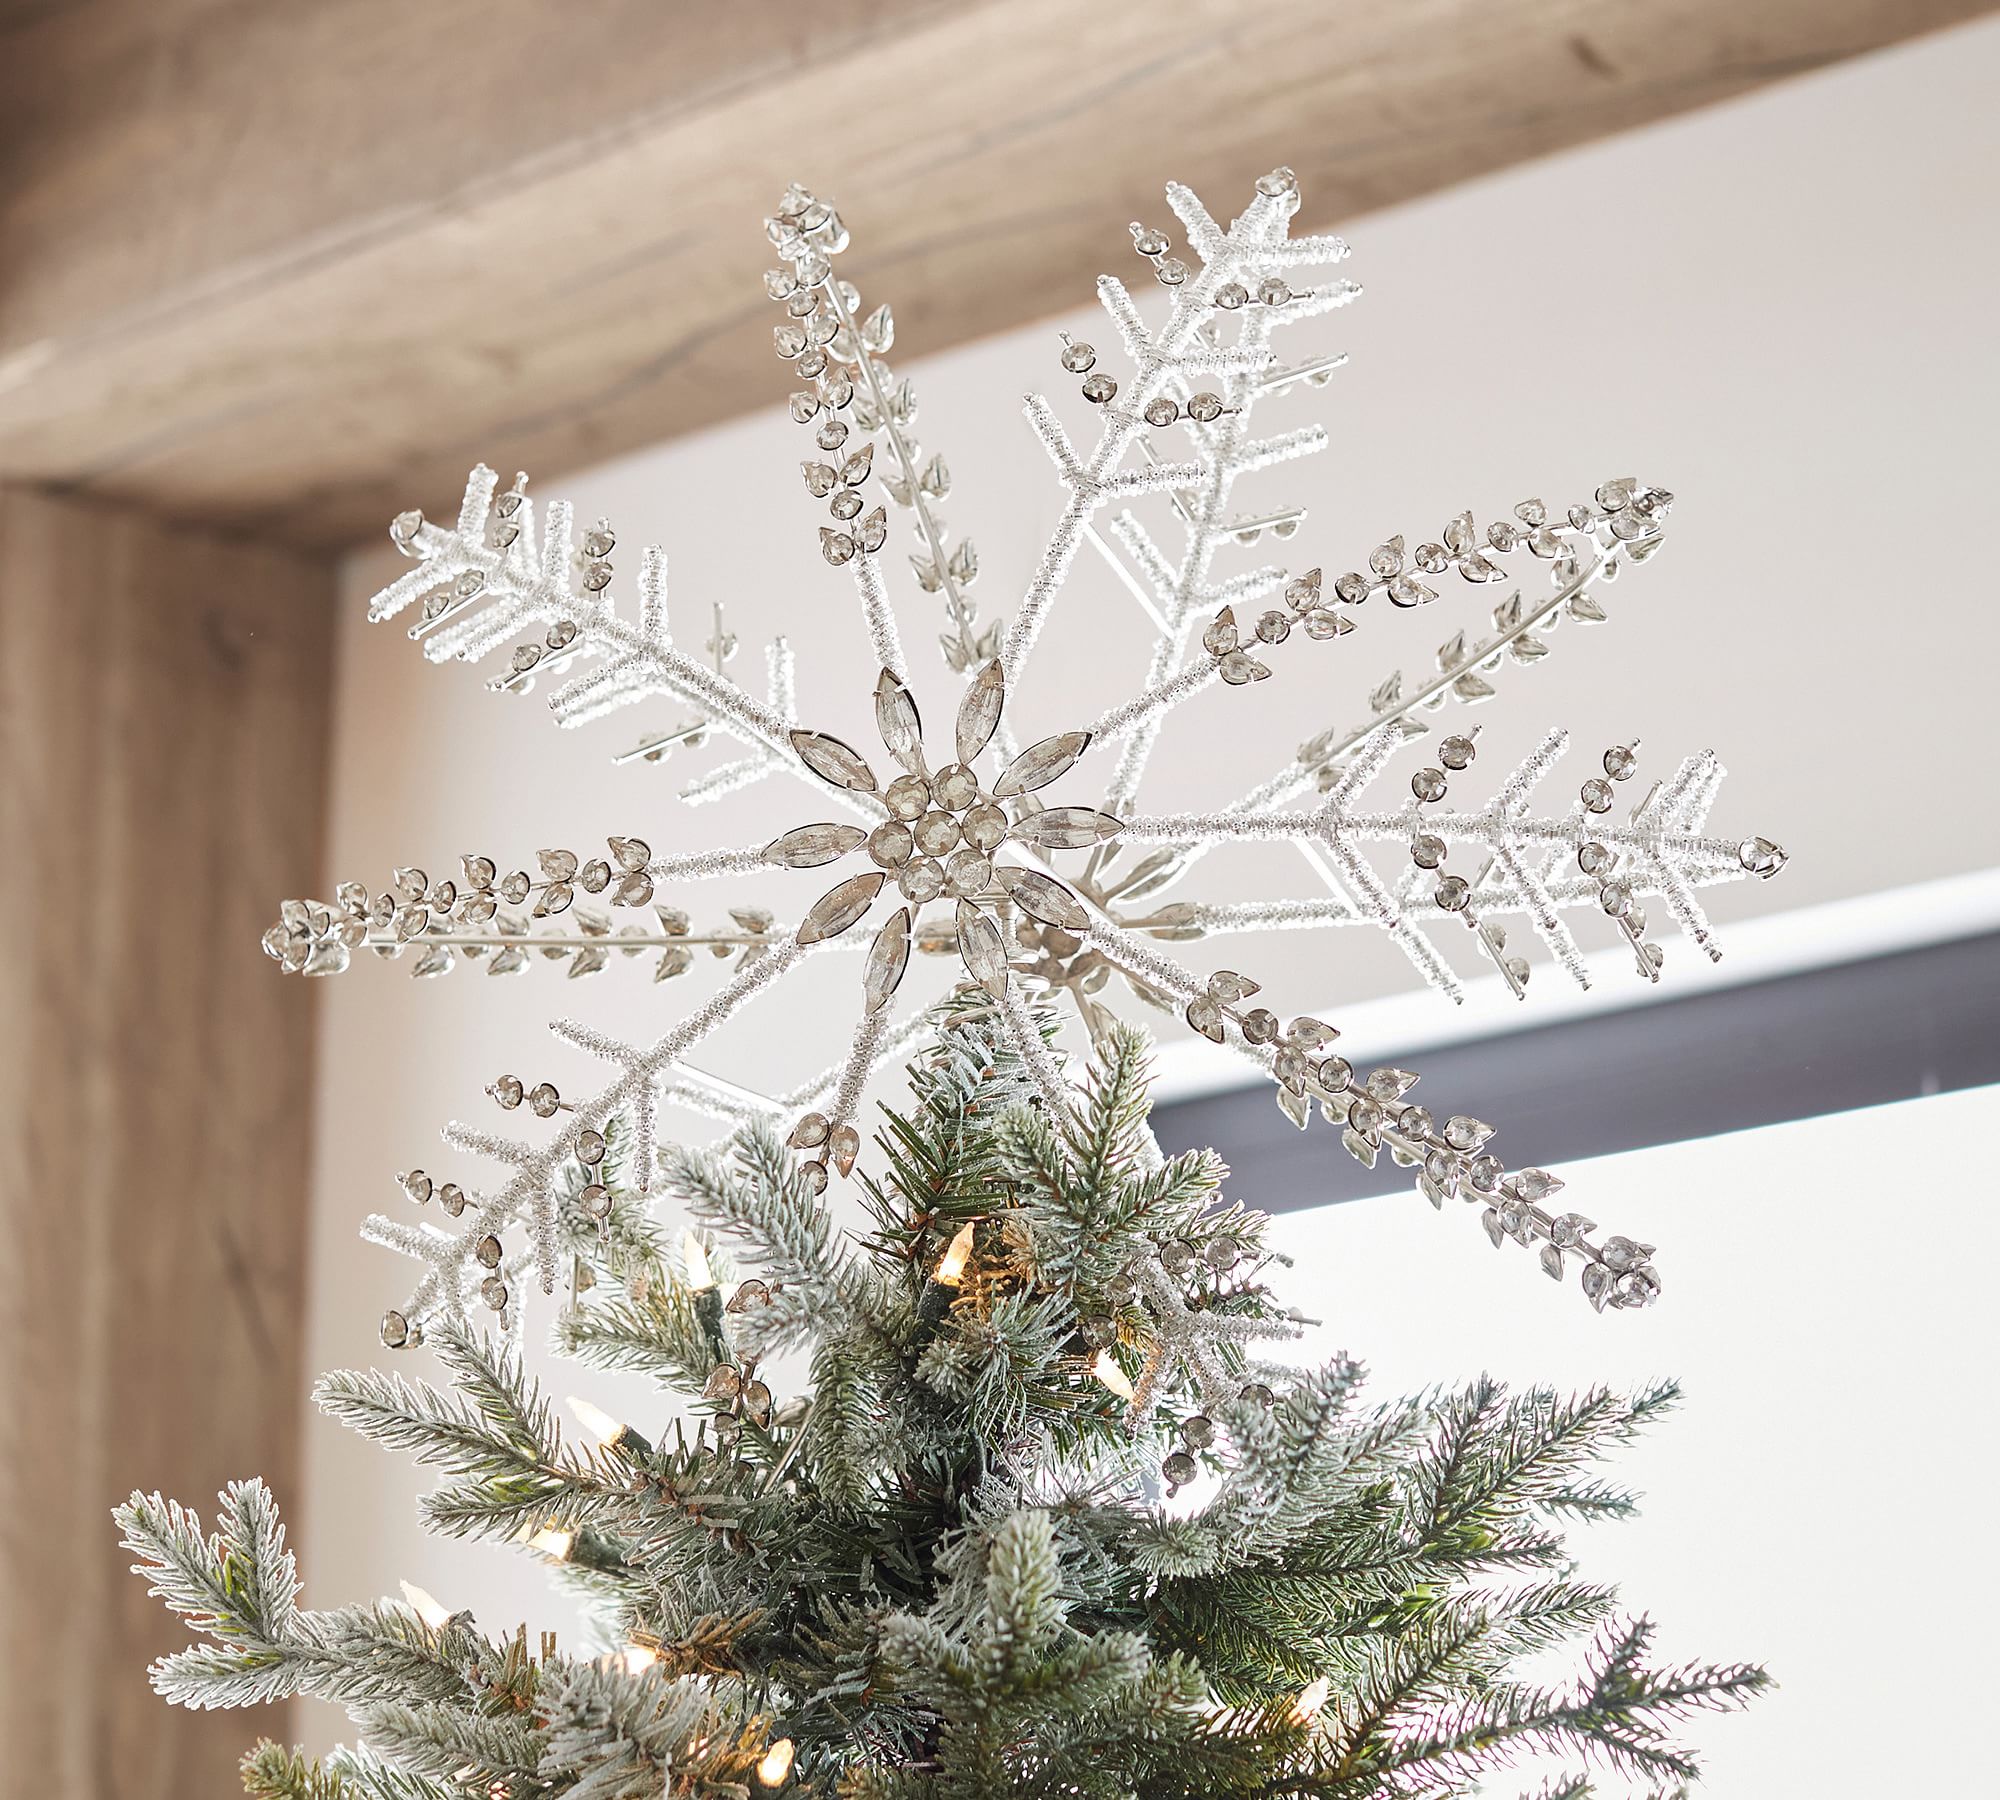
[1158,1239,1194,1275]
[1060,339,1096,373]
[480,1277,508,1311]
[1603,744,1638,781]
[1435,876,1470,911]
[1411,767,1448,804]
[1580,778,1615,814]
[885,774,930,820]
[1081,372,1118,405]
[1180,1413,1215,1449]
[1439,734,1477,770]
[1410,834,1445,869]
[898,858,944,903]
[1256,166,1298,196]
[475,1233,503,1268]
[1143,397,1179,427]
[931,763,979,811]
[1215,281,1248,310]
[944,848,992,897]
[913,811,961,858]
[1187,391,1224,422]
[962,803,1007,851]
[1600,880,1633,918]
[1204,1236,1240,1271]
[1577,841,1613,876]
[868,821,914,868]
[1257,276,1291,306]
[1255,610,1290,644]
[380,1309,410,1349]
[1162,1450,1198,1486]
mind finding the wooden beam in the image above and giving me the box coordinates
[0,490,335,1800]
[0,0,1986,548]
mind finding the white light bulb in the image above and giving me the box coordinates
[756,1737,795,1786]
[932,1220,976,1287]
[683,1231,715,1292]
[566,1394,623,1445]
[397,1580,451,1629]
[1090,1349,1135,1401]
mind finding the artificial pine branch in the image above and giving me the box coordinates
[121,1006,1763,1795]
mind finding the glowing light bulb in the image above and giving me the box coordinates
[621,1642,660,1675]
[1090,1349,1135,1401]
[1291,1674,1330,1721]
[398,1580,451,1629]
[933,1220,976,1287]
[566,1394,623,1444]
[756,1737,795,1786]
[683,1231,715,1292]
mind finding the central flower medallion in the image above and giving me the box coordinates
[779,660,1121,1013]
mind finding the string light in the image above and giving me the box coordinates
[932,1220,976,1286]
[523,1522,575,1561]
[397,1580,452,1629]
[566,1394,652,1459]
[1091,1349,1136,1401]
[917,1218,978,1329]
[620,1642,660,1675]
[756,1738,795,1786]
[1291,1674,1331,1722]
[683,1230,715,1292]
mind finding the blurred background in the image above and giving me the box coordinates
[4,5,1997,1797]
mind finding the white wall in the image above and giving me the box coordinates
[1264,1084,2000,1799]
[297,19,2000,1765]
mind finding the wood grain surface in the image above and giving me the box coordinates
[0,488,335,1799]
[1,0,1985,547]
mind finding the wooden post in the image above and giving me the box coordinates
[0,490,335,1800]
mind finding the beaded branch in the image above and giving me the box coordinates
[271,168,1787,1342]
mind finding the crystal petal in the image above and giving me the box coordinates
[1009,807,1124,850]
[790,728,879,792]
[766,823,868,868]
[861,906,912,1014]
[798,871,886,945]
[954,899,1009,1000]
[995,865,1088,930]
[994,730,1091,797]
[955,659,1005,764]
[873,669,925,773]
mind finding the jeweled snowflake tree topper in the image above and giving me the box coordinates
[271,167,1786,1343]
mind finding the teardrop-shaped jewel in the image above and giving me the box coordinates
[955,660,1005,763]
[993,866,1088,930]
[954,899,1009,1000]
[994,731,1090,797]
[766,823,868,868]
[873,669,925,772]
[798,871,886,945]
[790,729,879,792]
[1009,807,1123,850]
[861,906,911,1014]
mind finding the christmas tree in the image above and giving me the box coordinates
[120,167,1776,1795]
